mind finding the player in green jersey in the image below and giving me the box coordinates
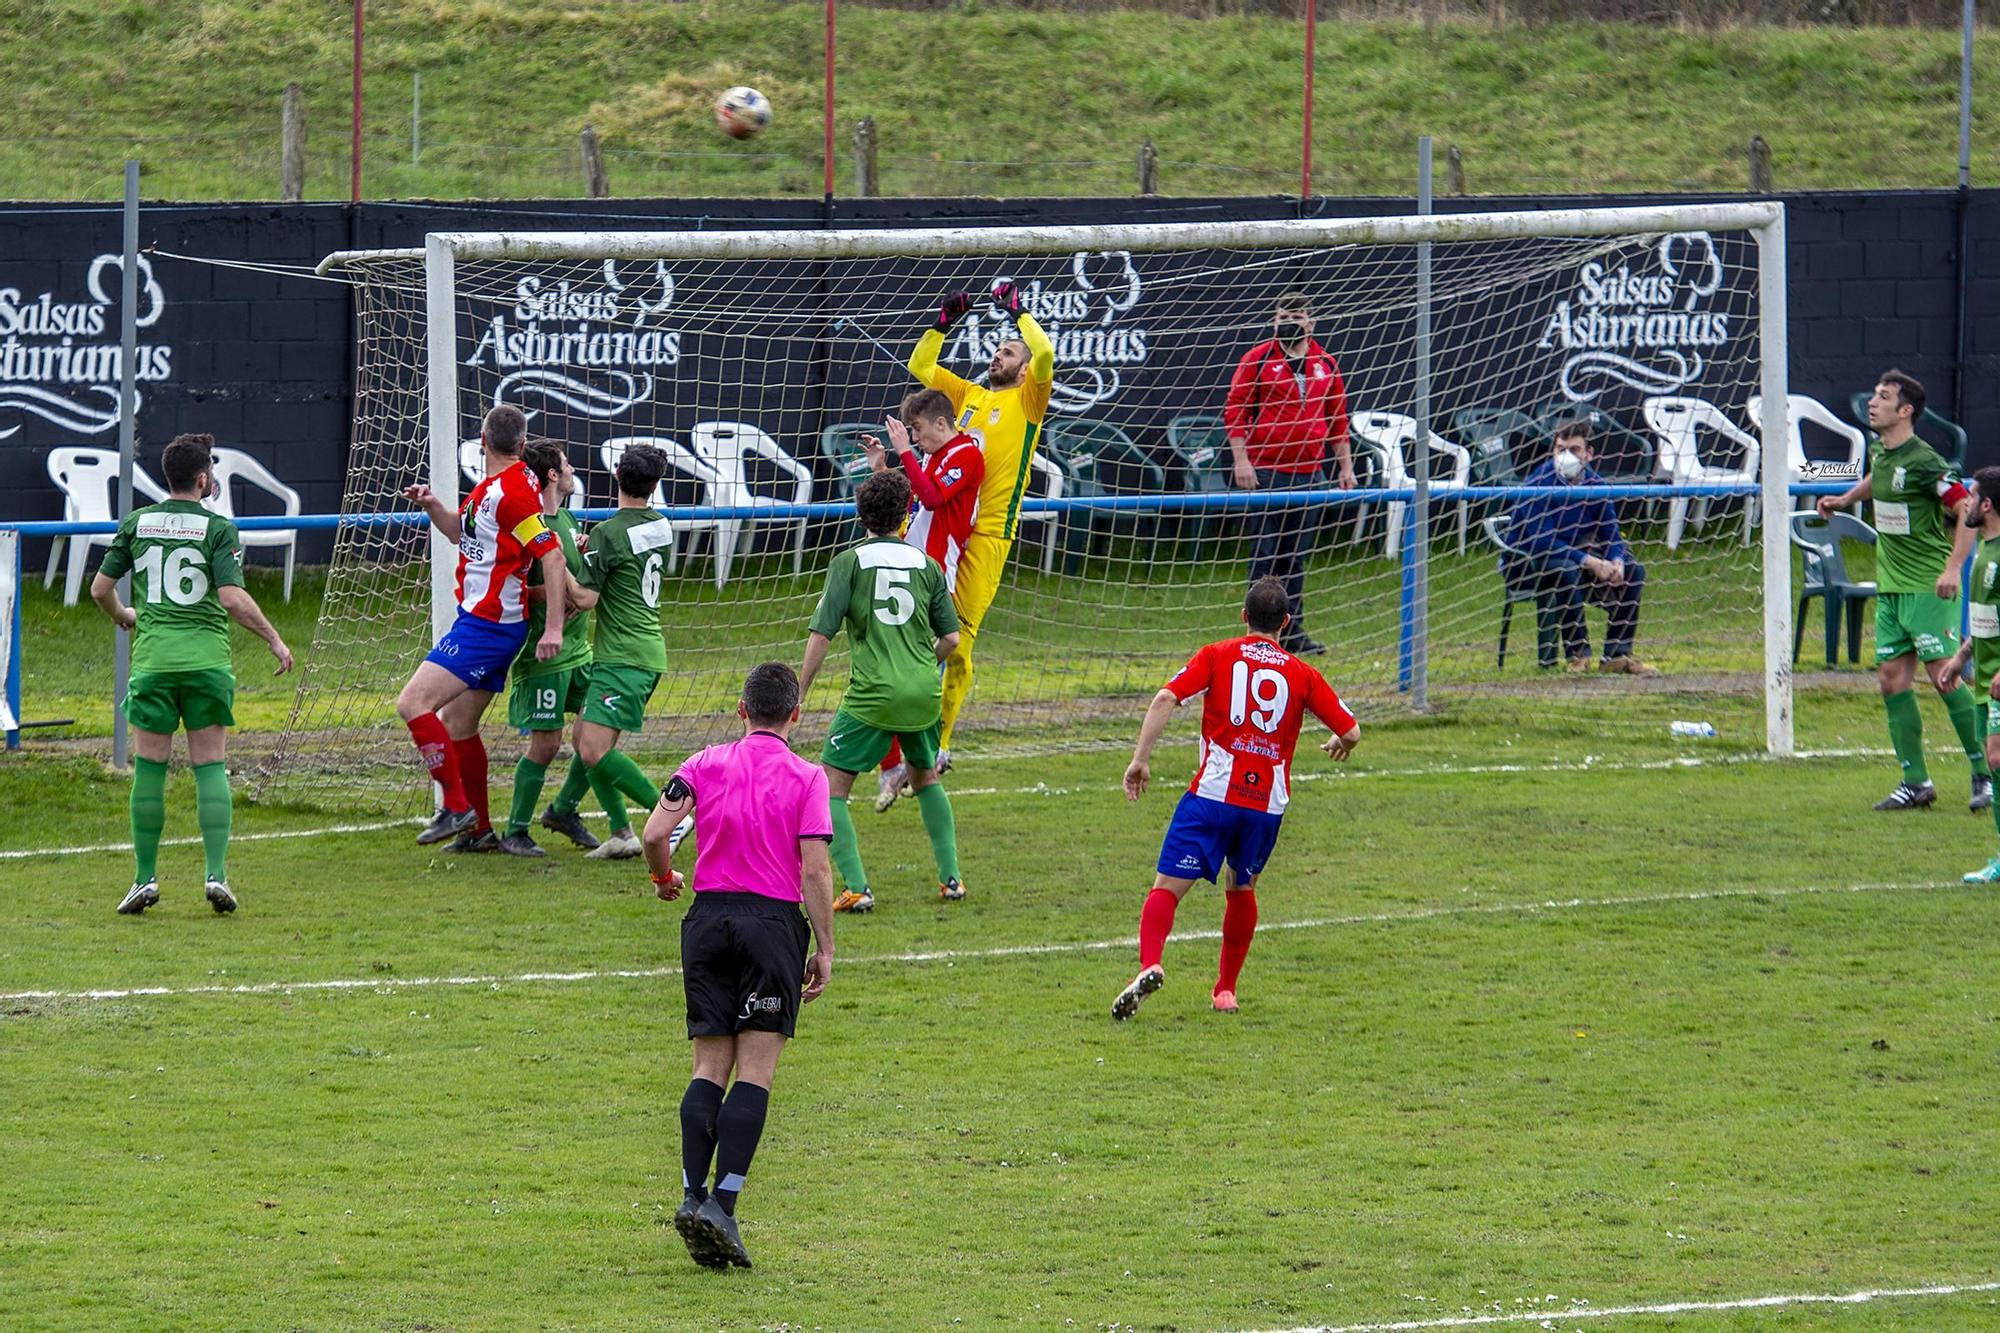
[571,444,675,860]
[798,469,964,913]
[498,439,602,857]
[1819,370,1990,812]
[90,433,294,915]
[1940,467,2000,880]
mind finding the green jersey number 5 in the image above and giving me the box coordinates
[873,567,915,626]
[135,544,211,606]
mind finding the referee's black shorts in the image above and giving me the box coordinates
[681,890,812,1040]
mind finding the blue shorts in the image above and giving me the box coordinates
[1154,792,1283,885]
[425,610,530,695]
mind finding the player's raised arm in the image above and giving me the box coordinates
[907,290,976,405]
[403,481,463,543]
[992,282,1054,383]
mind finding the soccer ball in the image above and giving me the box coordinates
[715,86,772,140]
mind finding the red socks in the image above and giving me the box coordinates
[1138,888,1179,970]
[453,735,491,832]
[407,712,468,812]
[1216,888,1258,996]
[881,737,904,772]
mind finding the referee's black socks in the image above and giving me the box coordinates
[680,1078,725,1200]
[711,1081,771,1216]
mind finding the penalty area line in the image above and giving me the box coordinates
[0,875,1956,1004]
[0,746,1894,863]
[1241,1277,2000,1333]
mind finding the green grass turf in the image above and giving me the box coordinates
[3,727,1999,1329]
[0,2,1991,202]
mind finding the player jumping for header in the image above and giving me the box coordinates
[906,280,1055,777]
[1113,577,1360,1020]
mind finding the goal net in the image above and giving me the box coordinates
[257,204,1790,812]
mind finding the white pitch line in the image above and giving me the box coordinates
[0,816,423,861]
[1243,1278,2000,1333]
[0,746,1893,863]
[0,875,1955,1004]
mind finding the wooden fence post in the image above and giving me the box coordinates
[580,124,609,199]
[853,116,878,198]
[1138,139,1159,196]
[281,83,306,202]
[1446,144,1466,196]
[1748,135,1773,192]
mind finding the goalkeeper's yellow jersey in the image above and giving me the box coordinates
[907,313,1054,542]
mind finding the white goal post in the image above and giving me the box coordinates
[283,201,1791,809]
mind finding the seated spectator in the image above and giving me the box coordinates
[1505,420,1659,677]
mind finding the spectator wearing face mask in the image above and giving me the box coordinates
[1504,420,1659,677]
[1223,291,1354,657]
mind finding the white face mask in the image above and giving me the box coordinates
[1552,450,1585,482]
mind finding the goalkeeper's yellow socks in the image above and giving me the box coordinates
[828,797,867,893]
[1884,689,1930,785]
[1942,685,1990,777]
[193,762,231,881]
[508,757,551,836]
[130,757,167,883]
[914,782,959,884]
[549,754,591,815]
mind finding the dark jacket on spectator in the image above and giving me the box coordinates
[1506,459,1632,569]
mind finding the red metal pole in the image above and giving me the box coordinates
[1301,0,1315,199]
[824,0,837,201]
[351,0,364,203]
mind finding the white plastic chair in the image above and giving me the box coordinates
[1641,396,1761,550]
[44,447,166,607]
[688,421,813,585]
[205,447,301,601]
[1746,393,1865,482]
[1019,451,1066,574]
[1348,411,1473,557]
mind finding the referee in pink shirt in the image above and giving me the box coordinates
[642,661,836,1270]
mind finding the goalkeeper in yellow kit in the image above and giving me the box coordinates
[890,281,1054,782]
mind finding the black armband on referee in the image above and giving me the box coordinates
[660,775,693,804]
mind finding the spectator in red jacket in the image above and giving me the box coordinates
[1223,292,1355,656]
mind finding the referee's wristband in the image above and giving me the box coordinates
[651,871,682,888]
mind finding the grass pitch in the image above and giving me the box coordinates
[3,700,1999,1330]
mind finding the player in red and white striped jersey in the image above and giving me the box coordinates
[1111,578,1360,1021]
[860,389,986,812]
[395,404,568,851]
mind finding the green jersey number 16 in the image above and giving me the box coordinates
[135,544,211,606]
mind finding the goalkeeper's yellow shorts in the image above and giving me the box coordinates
[952,533,1011,636]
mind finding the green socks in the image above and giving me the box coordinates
[1884,689,1929,785]
[1942,685,1991,777]
[914,782,960,884]
[130,757,167,883]
[587,749,655,834]
[550,754,592,815]
[193,762,231,880]
[828,797,867,892]
[508,756,551,835]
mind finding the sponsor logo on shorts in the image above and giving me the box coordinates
[738,992,784,1020]
[1797,459,1863,480]
[1175,854,1202,870]
[600,694,621,708]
